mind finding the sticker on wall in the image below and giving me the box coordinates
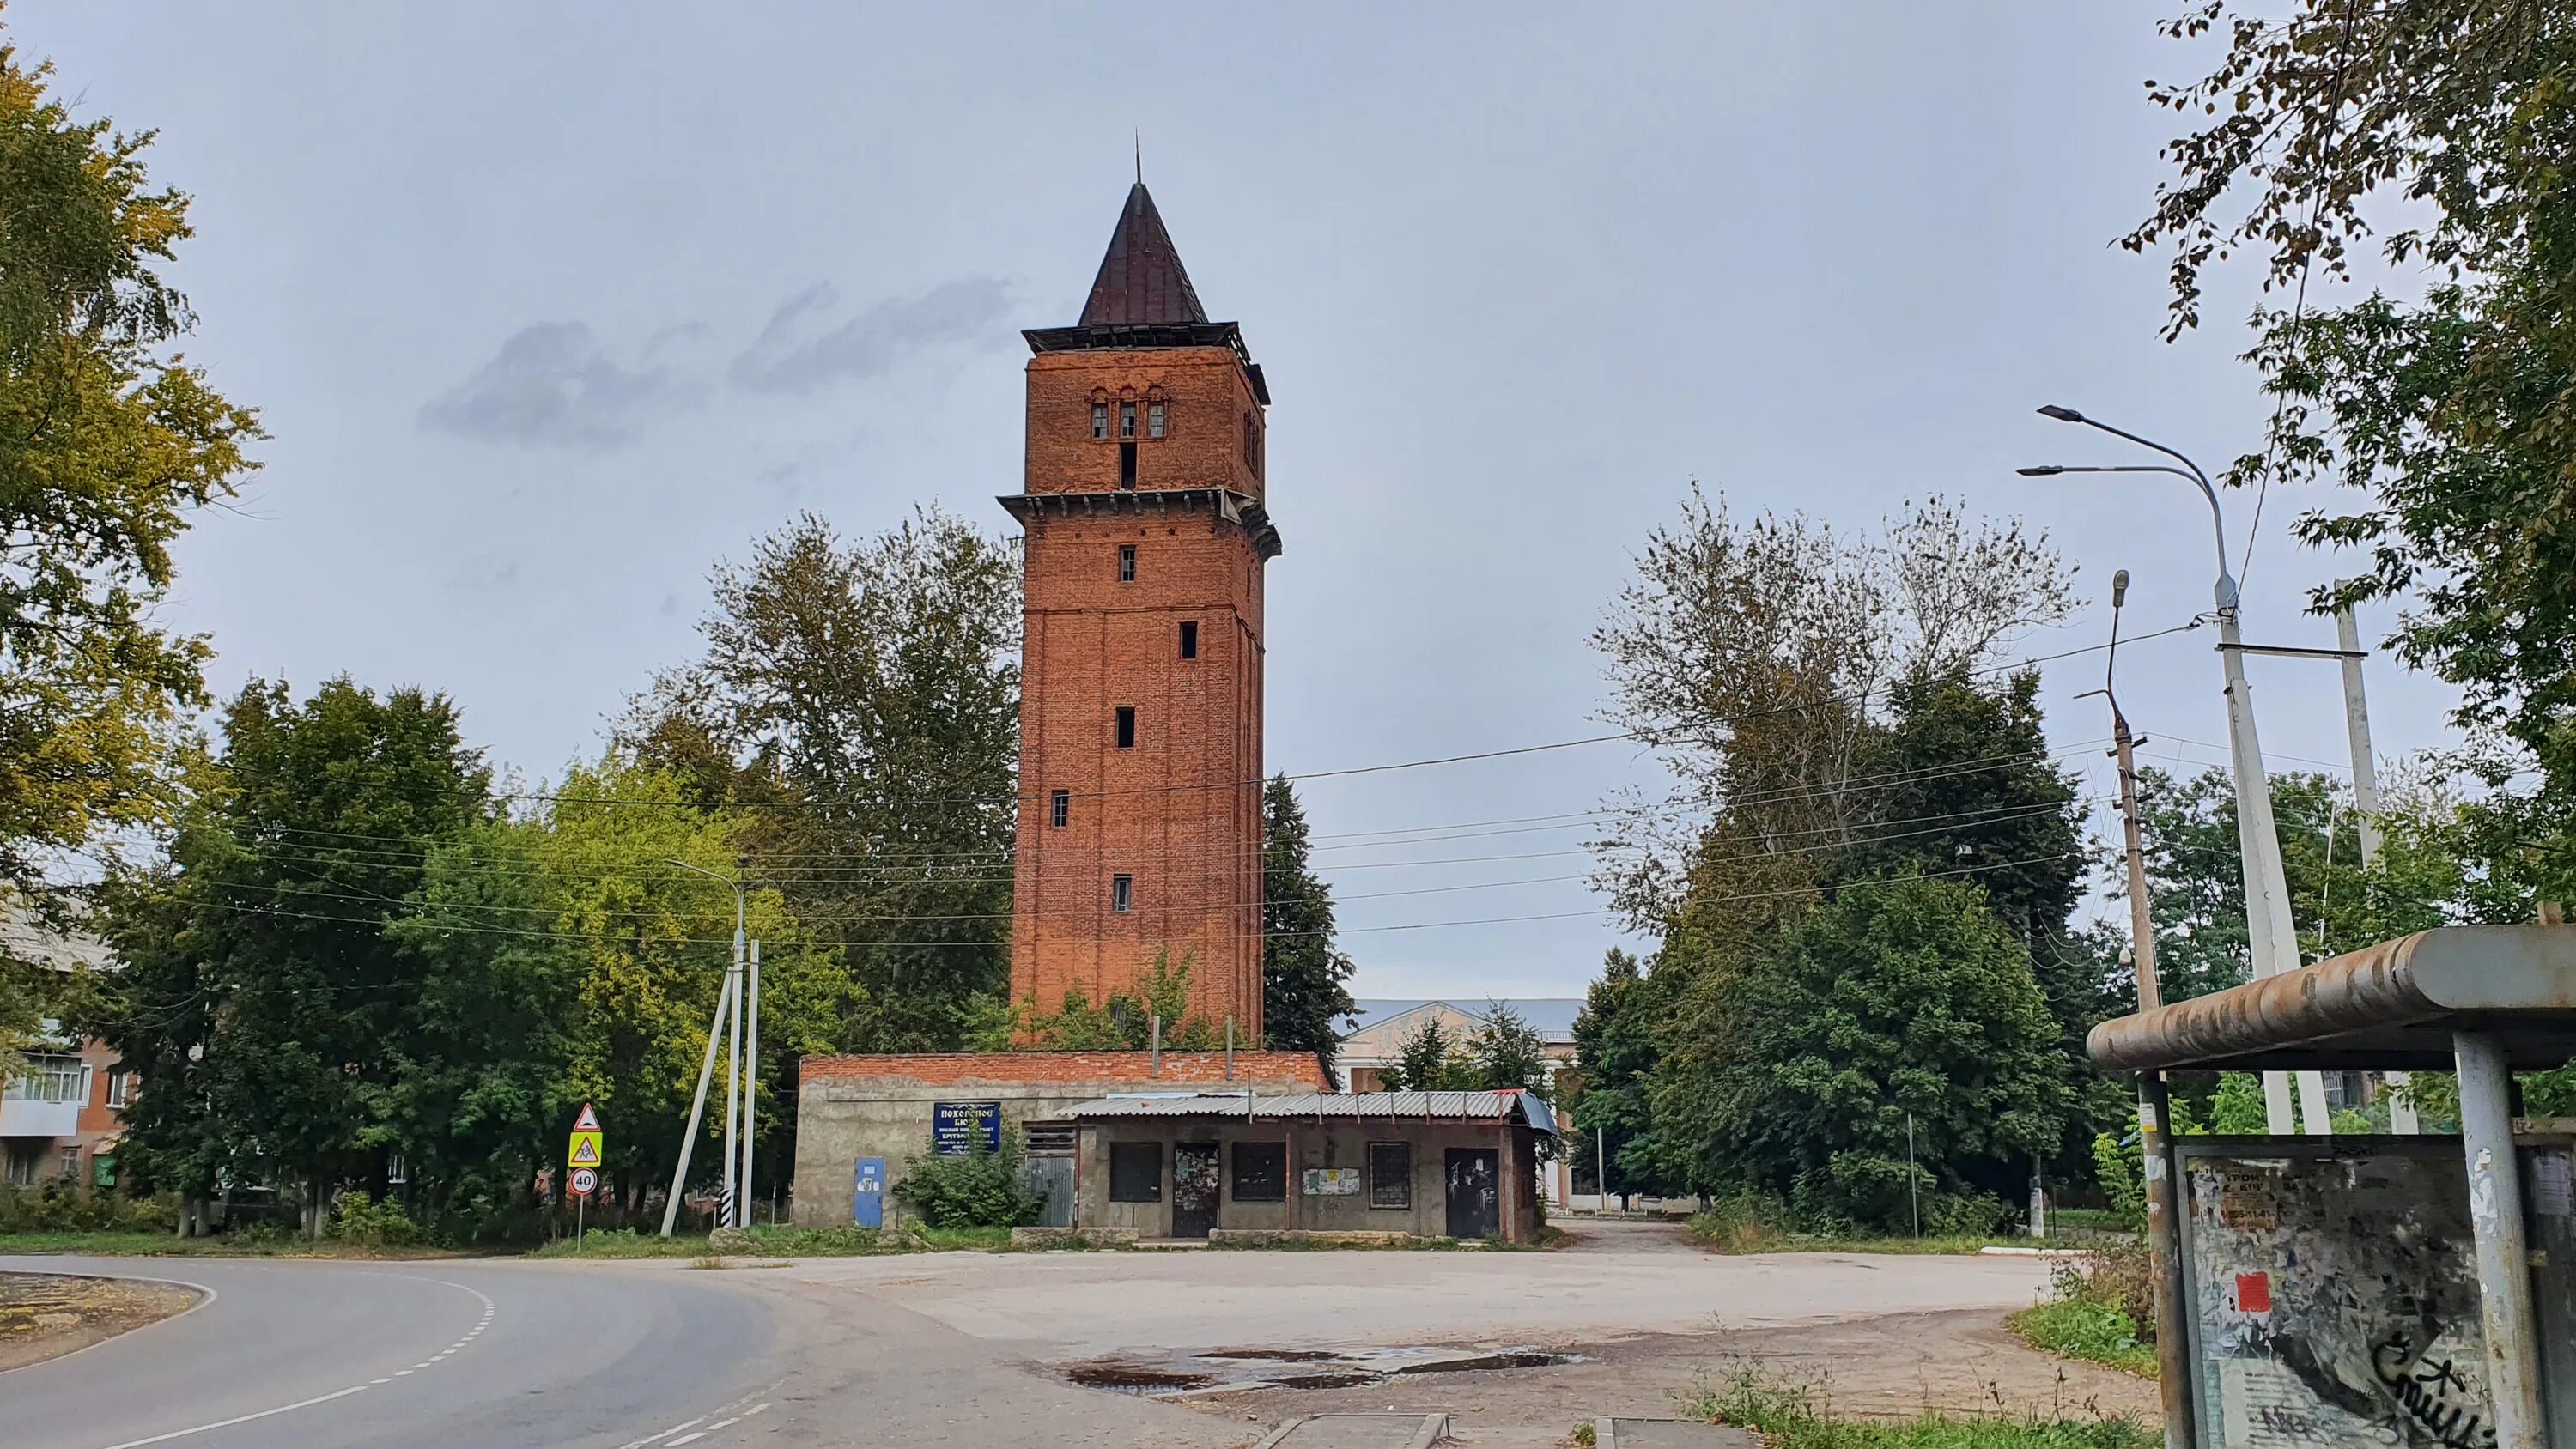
[1303,1168,1360,1196]
[2233,1271,2271,1315]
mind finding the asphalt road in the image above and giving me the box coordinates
[0,1254,1247,1449]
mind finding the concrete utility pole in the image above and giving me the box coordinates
[2087,568,2198,1446]
[741,938,760,1228]
[2023,408,2330,1135]
[666,860,750,1234]
[2337,604,2417,1133]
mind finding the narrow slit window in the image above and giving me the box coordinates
[1111,873,1133,913]
[1049,790,1069,828]
[1147,402,1166,439]
[1091,403,1109,440]
[1178,621,1198,659]
[1119,544,1136,583]
[1115,706,1136,749]
[1119,442,1137,489]
[1119,402,1137,438]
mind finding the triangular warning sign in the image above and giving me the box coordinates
[574,1103,601,1132]
[569,1135,602,1167]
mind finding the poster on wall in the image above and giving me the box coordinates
[2182,1144,2502,1449]
[1303,1167,1359,1196]
[933,1100,1002,1156]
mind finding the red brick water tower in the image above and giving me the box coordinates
[1002,182,1279,1038]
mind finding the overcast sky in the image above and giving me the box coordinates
[18,3,2459,1001]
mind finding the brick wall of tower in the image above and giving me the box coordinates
[1009,344,1268,1040]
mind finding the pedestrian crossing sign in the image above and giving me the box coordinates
[568,1130,602,1167]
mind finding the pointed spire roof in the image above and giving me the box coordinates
[1079,183,1207,327]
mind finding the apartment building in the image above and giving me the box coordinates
[2,905,128,1190]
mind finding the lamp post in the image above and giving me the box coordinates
[2021,406,2329,1137]
[664,860,751,1233]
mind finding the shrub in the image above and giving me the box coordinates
[1689,1192,1797,1252]
[330,1190,438,1248]
[1922,1191,2011,1240]
[2090,1132,2144,1232]
[891,1130,1042,1229]
[0,1180,178,1234]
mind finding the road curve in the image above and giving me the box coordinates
[0,1255,780,1449]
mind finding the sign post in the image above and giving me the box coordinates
[568,1104,604,1248]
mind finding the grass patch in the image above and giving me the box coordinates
[1684,1363,2155,1448]
[2011,1300,2157,1379]
[527,1223,1012,1259]
[0,1230,465,1259]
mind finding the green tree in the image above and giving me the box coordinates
[0,25,261,908]
[1838,669,2083,949]
[394,757,853,1232]
[1385,1017,1474,1092]
[1465,1001,1555,1101]
[92,679,486,1232]
[1650,874,2069,1232]
[2127,3,2576,899]
[629,508,1020,1051]
[1260,775,1356,1076]
[1571,948,1670,1199]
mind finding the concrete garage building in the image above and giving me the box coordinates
[1060,1090,1557,1244]
[790,1051,1329,1228]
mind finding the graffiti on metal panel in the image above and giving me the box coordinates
[2371,1335,2497,1449]
[2185,1152,2497,1448]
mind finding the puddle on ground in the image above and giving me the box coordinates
[1066,1366,1218,1393]
[1063,1344,1583,1397]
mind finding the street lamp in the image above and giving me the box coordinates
[661,860,756,1234]
[2024,405,2329,1137]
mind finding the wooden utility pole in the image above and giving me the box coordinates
[2091,570,2196,1447]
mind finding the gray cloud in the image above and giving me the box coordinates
[728,277,1011,395]
[419,322,695,450]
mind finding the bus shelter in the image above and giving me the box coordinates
[2088,923,2576,1449]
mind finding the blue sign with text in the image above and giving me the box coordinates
[932,1100,1003,1155]
[853,1156,885,1228]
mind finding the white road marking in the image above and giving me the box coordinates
[619,1415,705,1448]
[702,1417,740,1432]
[74,1271,499,1449]
[745,1402,772,1416]
[89,1385,372,1449]
[668,1435,707,1446]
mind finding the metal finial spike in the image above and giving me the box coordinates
[1134,130,1142,184]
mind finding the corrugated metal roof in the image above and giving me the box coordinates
[1063,1090,1557,1134]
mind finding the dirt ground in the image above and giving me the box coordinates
[0,1270,204,1372]
[756,1212,2156,1443]
[1163,1307,2159,1437]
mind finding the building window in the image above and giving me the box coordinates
[1178,621,1198,660]
[1111,873,1133,913]
[1147,402,1166,439]
[1109,1142,1161,1203]
[1118,544,1136,583]
[1092,403,1109,440]
[1050,790,1070,828]
[1231,1142,1286,1203]
[1119,441,1137,489]
[59,1144,82,1180]
[1244,412,1261,478]
[1115,706,1136,749]
[4,1053,85,1105]
[105,1071,132,1107]
[3,1143,35,1188]
[1119,402,1138,439]
[1368,1142,1413,1210]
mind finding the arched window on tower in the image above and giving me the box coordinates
[1147,401,1166,439]
[1243,411,1262,479]
[1091,403,1109,440]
